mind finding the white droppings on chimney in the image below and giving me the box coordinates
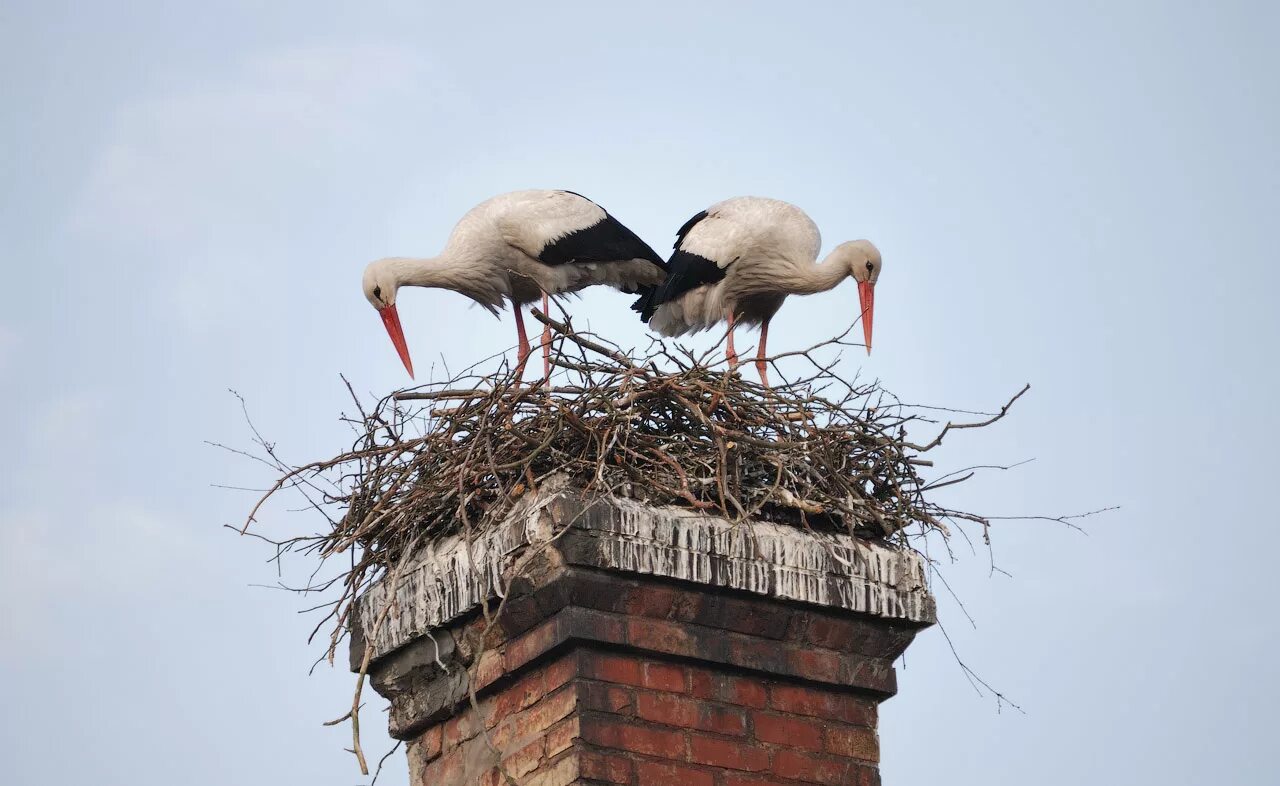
[356,490,934,661]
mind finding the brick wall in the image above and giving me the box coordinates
[380,569,920,786]
[406,646,882,786]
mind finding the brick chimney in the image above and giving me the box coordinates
[351,485,935,785]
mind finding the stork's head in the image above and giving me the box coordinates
[838,240,881,354]
[362,259,414,378]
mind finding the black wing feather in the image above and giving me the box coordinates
[633,210,723,321]
[536,192,666,270]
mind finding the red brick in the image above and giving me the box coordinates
[627,618,699,658]
[789,647,843,682]
[579,749,634,784]
[489,669,546,726]
[443,710,483,748]
[583,714,685,758]
[515,685,577,737]
[502,737,544,778]
[753,712,824,751]
[641,660,688,692]
[421,748,463,785]
[772,750,849,786]
[543,652,579,693]
[825,725,879,762]
[697,704,748,736]
[415,724,442,761]
[504,616,561,671]
[769,684,876,726]
[635,759,716,786]
[722,776,795,786]
[624,584,678,617]
[688,734,770,772]
[689,669,768,708]
[545,716,581,758]
[632,690,748,736]
[584,652,644,687]
[636,691,698,727]
[579,681,635,714]
[802,615,863,651]
[474,649,505,690]
[696,595,791,639]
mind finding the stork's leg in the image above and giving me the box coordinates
[512,302,532,377]
[541,292,552,380]
[756,318,771,388]
[725,310,739,370]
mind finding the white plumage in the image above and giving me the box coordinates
[363,190,665,379]
[635,196,881,386]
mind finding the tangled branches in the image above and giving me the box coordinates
[241,312,1027,650]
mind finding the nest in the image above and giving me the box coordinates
[244,313,1026,639]
[235,311,1044,774]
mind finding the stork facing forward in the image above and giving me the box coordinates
[633,197,881,387]
[363,190,666,379]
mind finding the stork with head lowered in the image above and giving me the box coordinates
[633,196,881,387]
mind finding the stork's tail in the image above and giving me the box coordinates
[630,285,659,322]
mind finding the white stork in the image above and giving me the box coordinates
[633,196,882,387]
[362,190,666,379]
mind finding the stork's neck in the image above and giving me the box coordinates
[786,251,851,295]
[386,255,453,288]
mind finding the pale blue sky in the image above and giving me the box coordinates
[2,2,1277,784]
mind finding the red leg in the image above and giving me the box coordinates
[756,318,771,388]
[725,310,739,369]
[512,303,531,376]
[541,292,552,380]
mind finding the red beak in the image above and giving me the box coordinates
[857,281,875,355]
[379,304,414,378]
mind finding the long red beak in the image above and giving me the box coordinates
[379,304,414,378]
[857,281,875,355]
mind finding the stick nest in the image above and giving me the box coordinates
[244,314,1025,627]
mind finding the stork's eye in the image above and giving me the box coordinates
[373,286,382,301]
[865,261,874,272]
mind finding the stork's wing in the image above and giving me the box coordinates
[633,208,730,321]
[500,190,665,269]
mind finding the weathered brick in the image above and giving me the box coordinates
[635,691,748,736]
[415,724,442,761]
[635,759,716,786]
[636,690,698,728]
[443,710,483,748]
[545,716,580,758]
[503,737,544,778]
[624,584,678,617]
[504,616,562,672]
[515,685,577,738]
[641,660,688,693]
[578,680,635,715]
[543,652,579,694]
[694,594,791,639]
[627,618,699,658]
[582,652,644,687]
[489,669,546,727]
[789,647,843,683]
[753,712,824,751]
[689,669,768,708]
[525,752,580,786]
[722,775,793,786]
[578,748,635,784]
[688,733,770,772]
[769,684,876,726]
[583,714,686,758]
[772,750,849,786]
[825,725,879,762]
